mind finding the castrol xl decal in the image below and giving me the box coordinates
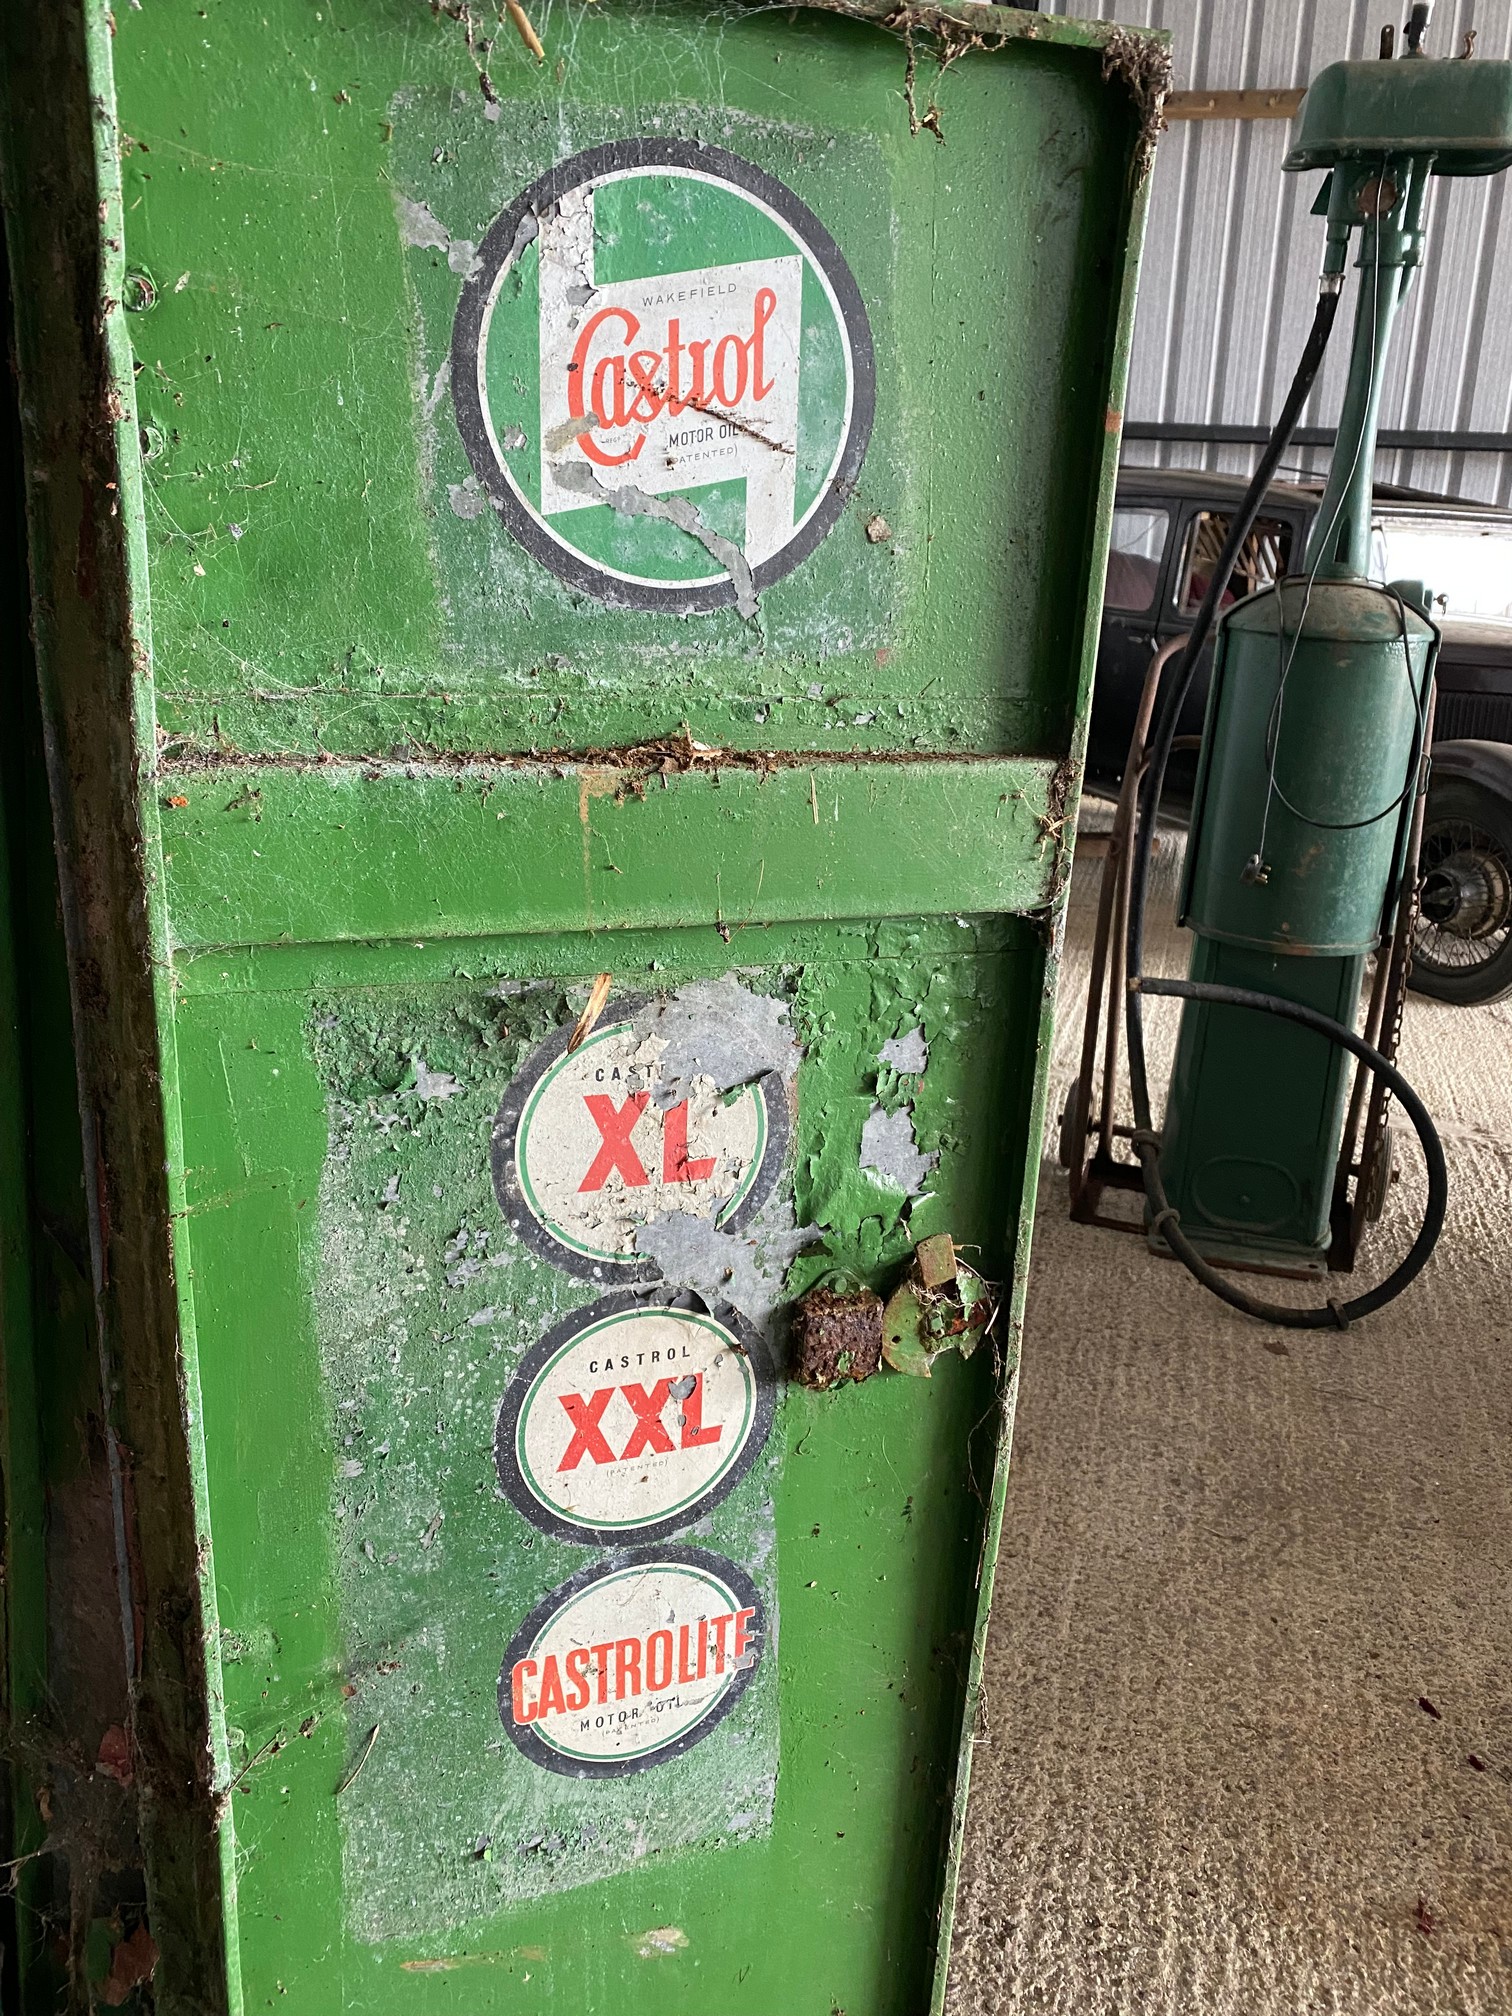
[451,139,874,611]
[501,1550,765,1776]
[492,991,789,1280]
[495,1291,776,1545]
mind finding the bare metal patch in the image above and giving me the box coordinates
[630,977,799,1107]
[447,478,487,521]
[879,1024,928,1075]
[632,1925,689,1959]
[395,194,451,252]
[636,1204,818,1336]
[860,1102,938,1195]
[551,461,760,621]
[862,1021,936,1193]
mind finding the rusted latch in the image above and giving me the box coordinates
[880,1234,994,1378]
[791,1236,995,1389]
[790,1286,884,1390]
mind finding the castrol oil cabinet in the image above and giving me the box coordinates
[0,4,1159,2010]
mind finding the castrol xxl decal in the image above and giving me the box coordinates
[492,993,788,1280]
[451,139,874,612]
[495,1292,775,1545]
[501,1550,764,1776]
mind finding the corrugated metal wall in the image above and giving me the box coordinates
[1042,0,1512,505]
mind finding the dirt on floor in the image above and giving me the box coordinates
[947,819,1512,2016]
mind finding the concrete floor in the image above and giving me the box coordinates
[947,824,1512,2015]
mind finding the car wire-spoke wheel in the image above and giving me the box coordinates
[1410,775,1512,1005]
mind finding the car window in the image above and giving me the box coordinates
[1104,506,1170,612]
[1372,515,1512,620]
[1178,511,1292,612]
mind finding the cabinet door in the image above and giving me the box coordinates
[5,2,1154,2008]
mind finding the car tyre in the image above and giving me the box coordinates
[1409,776,1512,1006]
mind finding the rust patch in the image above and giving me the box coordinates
[790,1286,884,1390]
[914,1231,957,1290]
[159,730,1038,783]
[95,1723,134,1787]
[880,1233,996,1377]
[1038,752,1080,903]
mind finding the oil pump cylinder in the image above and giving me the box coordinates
[1182,580,1435,956]
[1159,580,1435,1270]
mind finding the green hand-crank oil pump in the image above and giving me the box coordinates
[1127,9,1512,1325]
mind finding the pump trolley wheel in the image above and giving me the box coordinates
[1409,778,1512,1006]
[1365,1122,1394,1223]
[1057,1091,1085,1176]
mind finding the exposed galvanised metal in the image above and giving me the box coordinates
[1046,0,1512,506]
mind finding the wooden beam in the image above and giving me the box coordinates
[1165,87,1306,122]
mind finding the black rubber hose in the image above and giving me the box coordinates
[1121,282,1450,1328]
[1132,979,1448,1327]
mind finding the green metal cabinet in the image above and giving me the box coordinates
[0,3,1157,2009]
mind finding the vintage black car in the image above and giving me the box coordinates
[1088,468,1512,1005]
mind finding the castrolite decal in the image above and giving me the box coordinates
[492,997,786,1279]
[500,1549,765,1776]
[451,139,875,612]
[496,1292,775,1545]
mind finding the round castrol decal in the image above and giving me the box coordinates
[496,1292,775,1545]
[500,1549,765,1776]
[452,138,874,611]
[492,996,786,1280]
